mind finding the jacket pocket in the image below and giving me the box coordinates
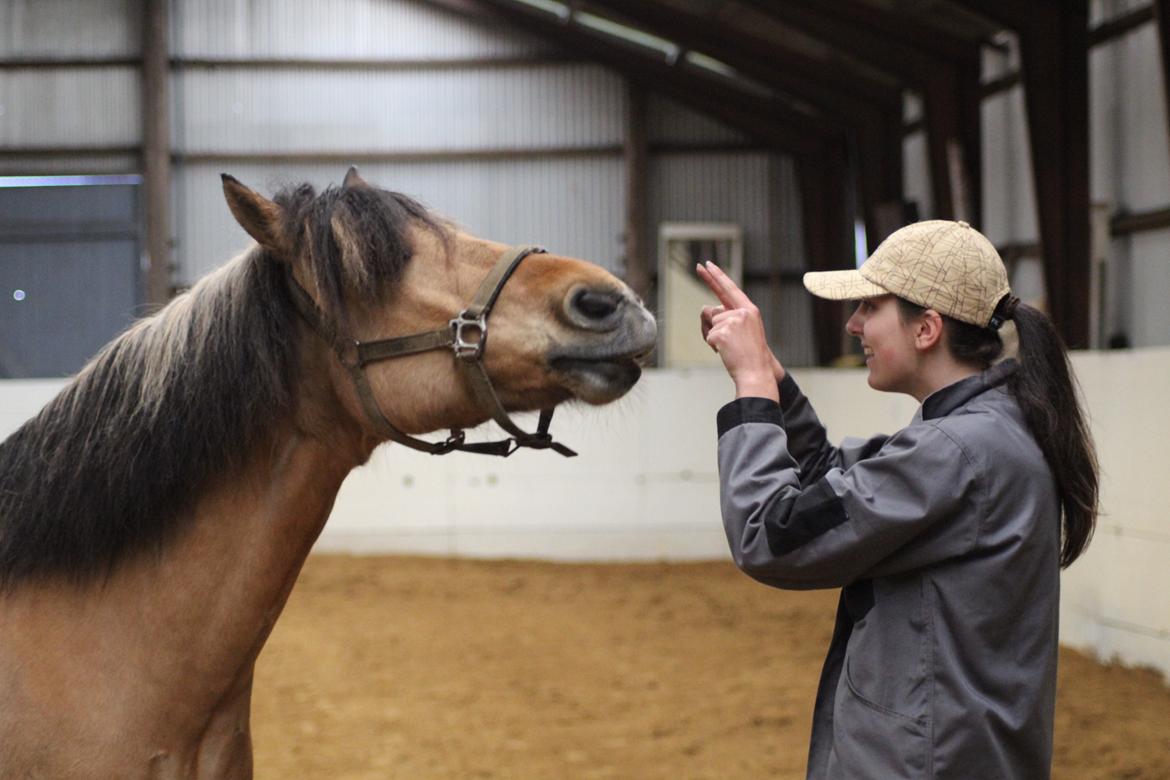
[828,660,930,779]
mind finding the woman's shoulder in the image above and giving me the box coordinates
[921,389,1043,469]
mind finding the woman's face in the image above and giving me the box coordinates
[846,295,921,395]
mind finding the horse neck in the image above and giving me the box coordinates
[115,416,363,693]
[0,409,366,768]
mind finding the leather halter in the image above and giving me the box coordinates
[286,245,576,457]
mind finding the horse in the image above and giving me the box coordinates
[0,168,657,779]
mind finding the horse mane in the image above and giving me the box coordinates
[0,182,440,588]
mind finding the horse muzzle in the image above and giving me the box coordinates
[549,301,657,404]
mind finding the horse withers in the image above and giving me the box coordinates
[0,169,656,779]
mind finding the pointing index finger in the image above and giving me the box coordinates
[700,262,753,310]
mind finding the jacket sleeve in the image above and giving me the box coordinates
[717,396,980,590]
[779,373,889,485]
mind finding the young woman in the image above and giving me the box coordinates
[697,220,1098,779]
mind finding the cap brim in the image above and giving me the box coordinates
[802,269,888,301]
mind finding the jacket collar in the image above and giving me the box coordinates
[920,359,1018,421]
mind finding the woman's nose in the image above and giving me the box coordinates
[845,309,863,336]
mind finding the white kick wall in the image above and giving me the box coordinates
[3,348,1168,677]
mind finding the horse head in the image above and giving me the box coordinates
[221,168,657,448]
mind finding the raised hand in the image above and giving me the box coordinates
[695,262,784,401]
[700,303,726,348]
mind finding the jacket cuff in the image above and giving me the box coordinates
[717,397,783,438]
[779,372,802,411]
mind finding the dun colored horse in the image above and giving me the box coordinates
[0,169,656,778]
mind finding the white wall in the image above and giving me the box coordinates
[1059,348,1170,675]
[4,349,1167,674]
[313,366,920,560]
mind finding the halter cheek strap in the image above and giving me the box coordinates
[286,245,576,458]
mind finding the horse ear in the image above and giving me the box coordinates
[342,166,370,189]
[221,174,288,254]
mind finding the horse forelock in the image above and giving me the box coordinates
[273,182,446,330]
[0,248,300,588]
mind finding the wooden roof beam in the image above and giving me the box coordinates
[579,0,905,249]
[440,0,842,158]
[734,0,982,227]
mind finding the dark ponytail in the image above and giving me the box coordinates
[1007,303,1098,567]
[897,298,1099,567]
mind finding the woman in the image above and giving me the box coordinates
[697,219,1098,779]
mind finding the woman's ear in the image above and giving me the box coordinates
[915,309,945,351]
[221,174,288,254]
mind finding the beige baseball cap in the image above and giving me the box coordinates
[803,220,1011,328]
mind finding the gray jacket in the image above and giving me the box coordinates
[716,361,1060,779]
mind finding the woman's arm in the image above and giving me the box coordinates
[717,403,977,590]
[696,262,887,485]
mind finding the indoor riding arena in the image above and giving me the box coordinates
[2,1,1169,779]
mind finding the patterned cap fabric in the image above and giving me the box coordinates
[803,220,1011,327]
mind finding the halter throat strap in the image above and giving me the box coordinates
[286,245,576,458]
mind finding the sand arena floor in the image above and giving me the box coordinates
[252,556,1170,779]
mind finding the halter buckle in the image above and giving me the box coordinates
[432,429,467,455]
[450,311,487,360]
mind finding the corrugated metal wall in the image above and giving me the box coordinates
[173,0,549,59]
[181,157,628,282]
[169,0,813,364]
[980,42,1039,245]
[0,0,141,57]
[174,65,626,155]
[0,0,140,168]
[645,94,752,146]
[171,0,632,290]
[0,68,141,148]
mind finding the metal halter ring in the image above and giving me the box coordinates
[449,311,487,360]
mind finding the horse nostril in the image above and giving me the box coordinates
[571,288,622,321]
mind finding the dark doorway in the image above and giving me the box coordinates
[0,176,142,378]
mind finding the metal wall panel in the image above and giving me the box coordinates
[902,130,932,220]
[1129,229,1170,346]
[174,0,549,59]
[646,94,750,146]
[0,68,141,147]
[174,64,625,152]
[1089,0,1150,26]
[980,85,1038,246]
[648,152,772,272]
[175,157,626,284]
[0,0,141,57]
[1098,26,1170,211]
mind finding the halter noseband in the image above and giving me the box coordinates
[286,245,576,458]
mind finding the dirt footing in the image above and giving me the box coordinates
[253,556,1170,779]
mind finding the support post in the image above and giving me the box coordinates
[955,0,1092,346]
[1154,0,1170,159]
[1019,4,1091,347]
[798,154,851,365]
[623,82,650,304]
[142,0,172,306]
